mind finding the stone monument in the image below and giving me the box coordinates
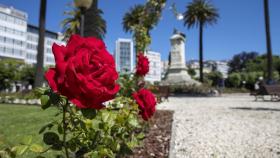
[161,30,200,86]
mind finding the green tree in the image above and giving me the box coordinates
[20,64,36,87]
[263,0,273,82]
[206,71,223,86]
[183,0,219,82]
[34,0,47,88]
[122,0,166,52]
[0,59,24,90]
[227,73,241,88]
[228,51,258,73]
[61,5,81,40]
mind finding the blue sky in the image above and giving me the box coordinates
[1,0,280,61]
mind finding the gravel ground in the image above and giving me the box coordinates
[157,94,280,158]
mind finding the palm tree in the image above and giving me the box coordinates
[263,0,273,83]
[122,1,166,52]
[84,0,106,39]
[61,5,81,41]
[183,0,219,82]
[122,5,146,34]
[61,0,106,40]
[34,0,47,88]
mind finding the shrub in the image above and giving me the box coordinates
[227,73,241,88]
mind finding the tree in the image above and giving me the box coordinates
[34,0,47,88]
[62,0,106,40]
[228,51,259,73]
[61,5,81,41]
[84,0,106,39]
[122,0,166,52]
[0,59,23,91]
[227,73,241,88]
[263,0,273,82]
[183,0,219,82]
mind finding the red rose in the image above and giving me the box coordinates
[133,89,156,120]
[45,35,120,109]
[136,53,149,76]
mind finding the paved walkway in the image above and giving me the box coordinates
[157,94,280,158]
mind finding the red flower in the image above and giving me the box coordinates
[133,89,156,120]
[136,53,149,76]
[45,35,120,109]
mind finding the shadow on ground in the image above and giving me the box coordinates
[230,107,280,112]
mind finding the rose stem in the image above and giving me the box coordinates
[62,101,70,158]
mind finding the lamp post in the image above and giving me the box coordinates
[74,0,93,37]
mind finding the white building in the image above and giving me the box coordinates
[145,51,161,83]
[215,60,229,78]
[0,4,27,61]
[0,4,64,66]
[26,25,64,66]
[114,38,134,73]
[161,60,169,79]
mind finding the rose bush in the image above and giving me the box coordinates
[133,88,156,120]
[45,35,120,109]
[136,53,149,76]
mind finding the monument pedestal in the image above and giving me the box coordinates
[161,30,200,86]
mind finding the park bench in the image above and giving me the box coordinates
[251,84,280,101]
[157,86,170,103]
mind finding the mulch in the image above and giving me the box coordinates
[128,110,174,158]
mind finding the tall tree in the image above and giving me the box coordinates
[34,0,47,88]
[122,0,166,53]
[183,0,219,82]
[84,0,106,39]
[263,0,273,83]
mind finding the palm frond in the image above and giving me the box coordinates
[183,0,219,28]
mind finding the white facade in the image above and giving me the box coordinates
[161,61,169,79]
[114,38,134,73]
[0,4,64,66]
[0,4,27,61]
[26,25,64,66]
[145,51,161,83]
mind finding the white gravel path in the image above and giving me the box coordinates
[157,94,280,158]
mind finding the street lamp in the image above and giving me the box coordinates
[74,0,93,37]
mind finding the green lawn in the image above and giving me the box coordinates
[0,104,58,157]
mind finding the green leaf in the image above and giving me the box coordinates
[57,124,63,134]
[43,132,60,145]
[30,144,44,153]
[101,111,110,122]
[22,135,32,145]
[128,115,139,127]
[40,95,51,110]
[50,92,60,105]
[39,123,54,134]
[51,141,63,151]
[136,132,145,140]
[14,145,28,155]
[81,108,97,119]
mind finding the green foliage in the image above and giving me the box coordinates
[205,71,223,86]
[227,73,241,88]
[0,59,24,90]
[117,73,138,97]
[183,0,219,28]
[30,88,144,158]
[228,51,258,73]
[123,0,166,52]
[187,67,196,78]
